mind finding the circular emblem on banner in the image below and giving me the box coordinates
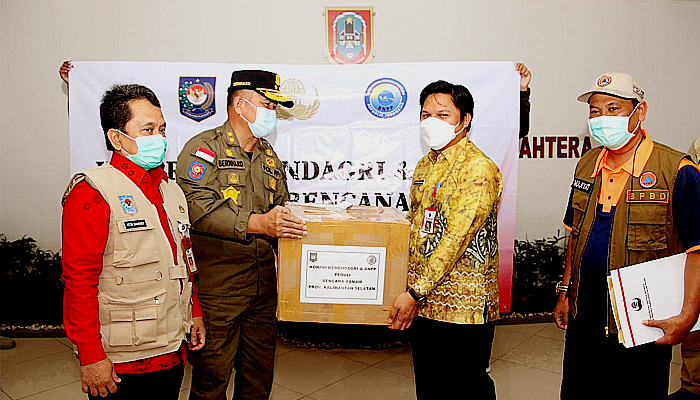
[364,78,407,118]
[639,171,657,188]
[367,255,377,265]
[597,75,612,87]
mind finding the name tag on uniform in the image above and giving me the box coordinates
[262,164,281,178]
[122,219,149,231]
[627,189,669,203]
[572,178,593,194]
[218,158,245,169]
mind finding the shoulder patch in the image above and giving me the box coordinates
[572,178,593,194]
[194,147,216,163]
[187,161,207,181]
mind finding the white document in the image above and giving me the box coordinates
[300,244,386,305]
[608,253,700,348]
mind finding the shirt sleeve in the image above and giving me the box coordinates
[61,181,109,366]
[673,161,700,253]
[412,158,502,295]
[519,88,531,139]
[176,139,250,241]
[563,187,574,232]
[191,281,203,318]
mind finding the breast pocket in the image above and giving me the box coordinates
[627,204,668,251]
[113,217,160,268]
[569,191,591,236]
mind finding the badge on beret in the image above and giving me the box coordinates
[118,195,138,215]
[639,171,657,188]
[187,161,207,181]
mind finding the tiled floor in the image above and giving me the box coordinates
[0,323,683,399]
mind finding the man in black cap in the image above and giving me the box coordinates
[176,70,307,400]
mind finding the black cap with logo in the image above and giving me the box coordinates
[228,70,294,108]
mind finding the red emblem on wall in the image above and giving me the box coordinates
[325,8,374,64]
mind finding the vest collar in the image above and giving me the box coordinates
[591,129,654,178]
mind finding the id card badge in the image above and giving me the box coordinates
[420,208,437,234]
[178,221,198,275]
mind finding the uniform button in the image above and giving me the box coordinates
[610,179,614,183]
[608,196,612,200]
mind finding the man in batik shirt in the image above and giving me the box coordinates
[389,80,503,400]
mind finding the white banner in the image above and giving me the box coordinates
[69,61,519,312]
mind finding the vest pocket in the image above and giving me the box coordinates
[627,205,668,251]
[102,289,168,348]
[570,193,589,235]
[113,217,160,268]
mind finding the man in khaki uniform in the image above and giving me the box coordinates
[176,70,306,400]
[670,135,700,400]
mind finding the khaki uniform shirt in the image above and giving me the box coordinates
[407,136,503,324]
[176,120,289,296]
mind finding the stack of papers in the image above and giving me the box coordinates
[608,253,700,347]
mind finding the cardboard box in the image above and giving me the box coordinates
[278,204,410,325]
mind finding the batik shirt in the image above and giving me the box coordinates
[407,136,503,324]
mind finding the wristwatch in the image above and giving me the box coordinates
[555,281,569,295]
[408,288,426,305]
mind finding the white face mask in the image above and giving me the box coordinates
[587,104,640,150]
[420,117,465,150]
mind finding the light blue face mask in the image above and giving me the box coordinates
[119,131,168,170]
[240,97,277,139]
[587,104,640,150]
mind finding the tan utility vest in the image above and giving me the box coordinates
[63,164,193,363]
[568,142,686,322]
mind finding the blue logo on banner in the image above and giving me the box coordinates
[364,78,407,118]
[179,77,216,122]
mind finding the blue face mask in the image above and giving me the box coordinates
[240,97,277,139]
[587,104,640,150]
[119,131,168,170]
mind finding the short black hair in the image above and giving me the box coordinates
[419,80,475,132]
[99,84,161,151]
[227,88,253,108]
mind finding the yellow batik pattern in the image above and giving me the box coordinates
[407,136,503,324]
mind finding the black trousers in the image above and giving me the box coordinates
[87,362,184,399]
[560,317,672,399]
[411,316,496,400]
[189,289,277,400]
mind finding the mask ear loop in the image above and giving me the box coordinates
[117,130,138,156]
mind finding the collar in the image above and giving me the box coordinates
[591,129,654,178]
[428,135,471,163]
[110,152,167,186]
[222,120,267,151]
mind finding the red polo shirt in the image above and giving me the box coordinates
[62,153,202,374]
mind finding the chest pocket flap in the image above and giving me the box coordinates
[627,204,668,251]
[113,217,160,267]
